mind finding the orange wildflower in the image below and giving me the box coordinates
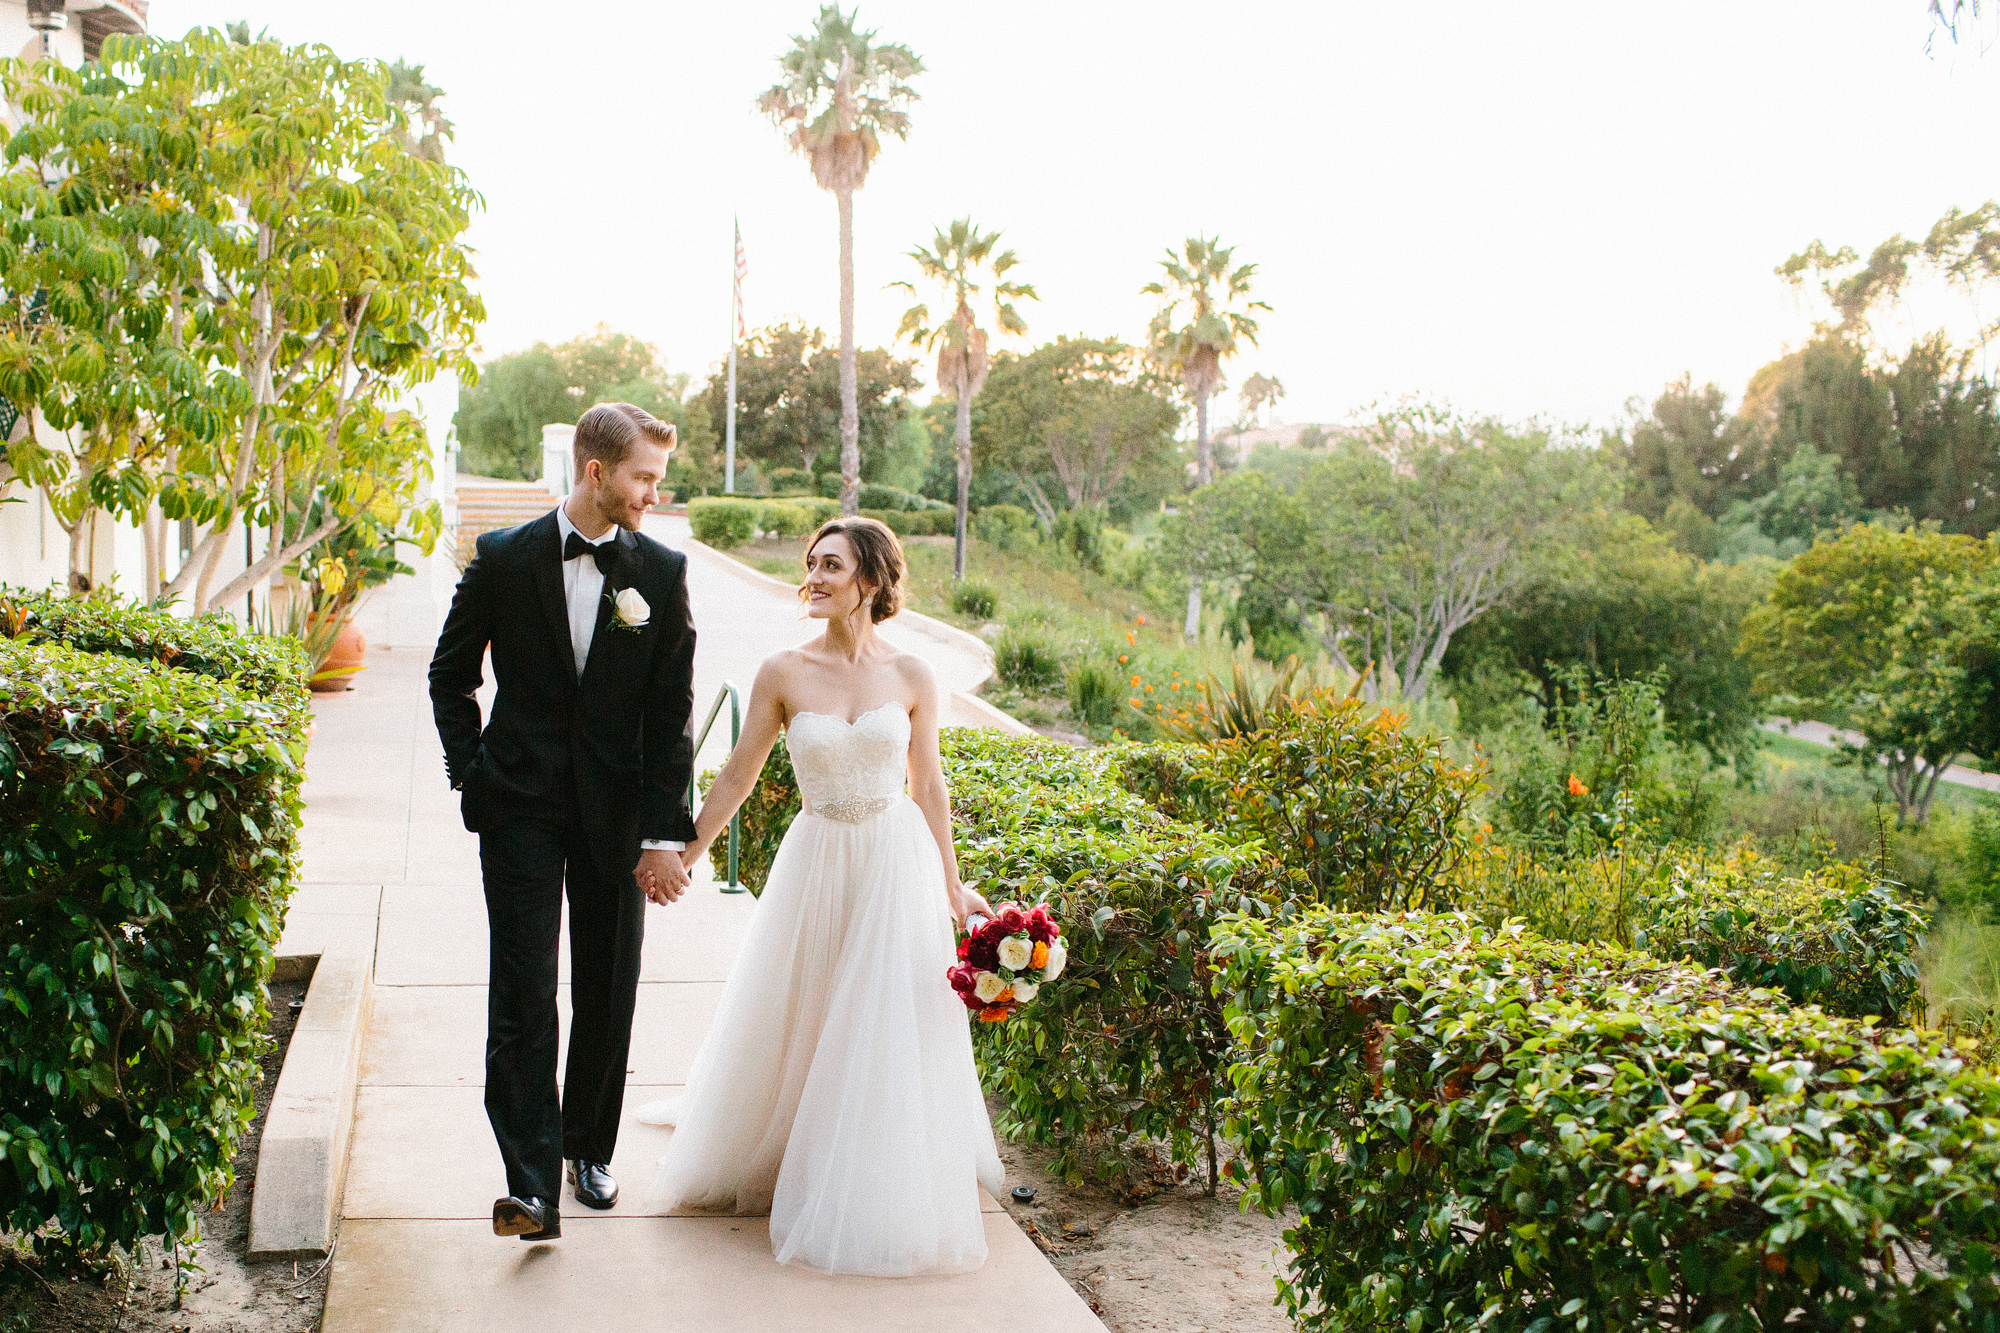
[1567,774,1589,796]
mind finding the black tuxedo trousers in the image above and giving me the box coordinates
[480,794,644,1203]
[428,511,697,1209]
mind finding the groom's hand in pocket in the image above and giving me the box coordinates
[637,848,690,905]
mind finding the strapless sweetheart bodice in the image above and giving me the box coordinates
[784,703,911,823]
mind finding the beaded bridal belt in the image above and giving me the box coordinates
[806,794,901,825]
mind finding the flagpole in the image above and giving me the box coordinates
[725,218,740,496]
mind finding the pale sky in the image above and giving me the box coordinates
[147,1,2000,434]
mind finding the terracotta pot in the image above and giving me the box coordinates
[311,622,367,693]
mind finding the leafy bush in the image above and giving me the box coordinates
[941,730,1281,1184]
[994,626,1066,692]
[1451,837,1928,1021]
[766,466,814,494]
[754,499,816,539]
[1,637,309,1255]
[1639,848,1927,1021]
[1213,908,2000,1333]
[1052,505,1105,571]
[1487,671,1719,853]
[1967,807,2000,922]
[3,587,306,698]
[1190,690,1483,912]
[861,506,955,537]
[1064,660,1119,727]
[949,580,998,619]
[703,740,798,895]
[688,496,760,548]
[973,503,1038,551]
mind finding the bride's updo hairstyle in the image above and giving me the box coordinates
[803,517,906,623]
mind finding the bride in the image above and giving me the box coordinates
[640,516,1004,1276]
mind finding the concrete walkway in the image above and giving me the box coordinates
[1761,717,2000,795]
[286,523,1098,1332]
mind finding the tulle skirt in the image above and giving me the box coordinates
[646,797,1003,1276]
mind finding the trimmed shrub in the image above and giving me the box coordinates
[1064,660,1119,727]
[755,499,815,539]
[994,626,1066,692]
[1213,908,2000,1333]
[688,496,759,548]
[766,466,814,494]
[861,506,955,537]
[1639,848,1927,1021]
[1451,839,1928,1021]
[4,586,307,698]
[949,580,997,619]
[1,636,310,1254]
[973,503,1038,551]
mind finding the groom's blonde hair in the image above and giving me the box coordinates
[574,402,676,476]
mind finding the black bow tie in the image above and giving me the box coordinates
[564,530,623,573]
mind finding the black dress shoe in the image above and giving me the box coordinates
[568,1159,618,1210]
[492,1195,560,1240]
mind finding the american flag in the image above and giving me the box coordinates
[733,219,747,342]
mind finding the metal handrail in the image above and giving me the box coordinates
[687,682,746,893]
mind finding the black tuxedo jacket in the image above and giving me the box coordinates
[428,510,698,861]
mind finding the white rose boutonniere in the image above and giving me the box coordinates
[608,586,650,632]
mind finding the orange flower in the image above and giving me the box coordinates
[994,987,1014,1005]
[1129,697,1144,708]
[1119,655,1129,664]
[979,1007,1010,1023]
[1031,941,1049,969]
[1131,675,1142,687]
[1145,684,1155,692]
[1137,615,1147,626]
[1567,774,1589,796]
[1126,631,1136,646]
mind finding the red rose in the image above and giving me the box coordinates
[948,965,976,994]
[960,989,986,1011]
[1026,905,1056,943]
[996,904,1028,933]
[956,937,972,962]
[965,935,1000,972]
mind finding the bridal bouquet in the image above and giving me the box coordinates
[949,902,1066,1023]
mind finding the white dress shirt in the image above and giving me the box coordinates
[555,503,682,853]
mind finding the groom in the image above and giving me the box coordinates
[429,401,698,1242]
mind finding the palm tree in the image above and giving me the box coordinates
[1145,236,1267,637]
[1238,371,1285,427]
[758,7,923,516]
[891,218,1036,580]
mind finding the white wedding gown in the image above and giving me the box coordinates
[643,703,1004,1276]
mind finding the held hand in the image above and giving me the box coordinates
[636,848,690,906]
[951,883,992,929]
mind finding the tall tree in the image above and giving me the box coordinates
[1612,375,1769,543]
[1740,524,1997,823]
[970,336,1179,524]
[891,217,1034,579]
[695,321,916,483]
[1144,235,1267,635]
[1237,372,1284,427]
[758,6,921,516]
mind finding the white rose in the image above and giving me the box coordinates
[614,587,650,626]
[973,971,1008,1003]
[1041,940,1067,981]
[997,935,1034,972]
[1011,980,1039,1004]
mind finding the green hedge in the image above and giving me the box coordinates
[1213,908,2000,1332]
[0,634,309,1254]
[687,496,761,548]
[2,585,307,698]
[861,506,956,537]
[1452,840,1927,1021]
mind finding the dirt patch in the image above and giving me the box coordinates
[1,976,331,1333]
[991,1106,1293,1333]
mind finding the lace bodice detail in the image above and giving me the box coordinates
[785,703,911,822]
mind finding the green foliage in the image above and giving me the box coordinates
[1969,808,2000,922]
[859,506,955,537]
[1612,374,1771,535]
[1741,523,1997,823]
[0,628,309,1256]
[1165,690,1484,912]
[1641,853,1927,1022]
[1063,660,1119,727]
[1487,671,1719,853]
[1212,908,2000,1333]
[994,626,1066,692]
[687,497,761,549]
[971,503,1037,550]
[1441,512,1771,763]
[455,326,714,486]
[704,742,798,896]
[2,587,306,698]
[694,323,919,481]
[949,580,997,619]
[940,730,1277,1183]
